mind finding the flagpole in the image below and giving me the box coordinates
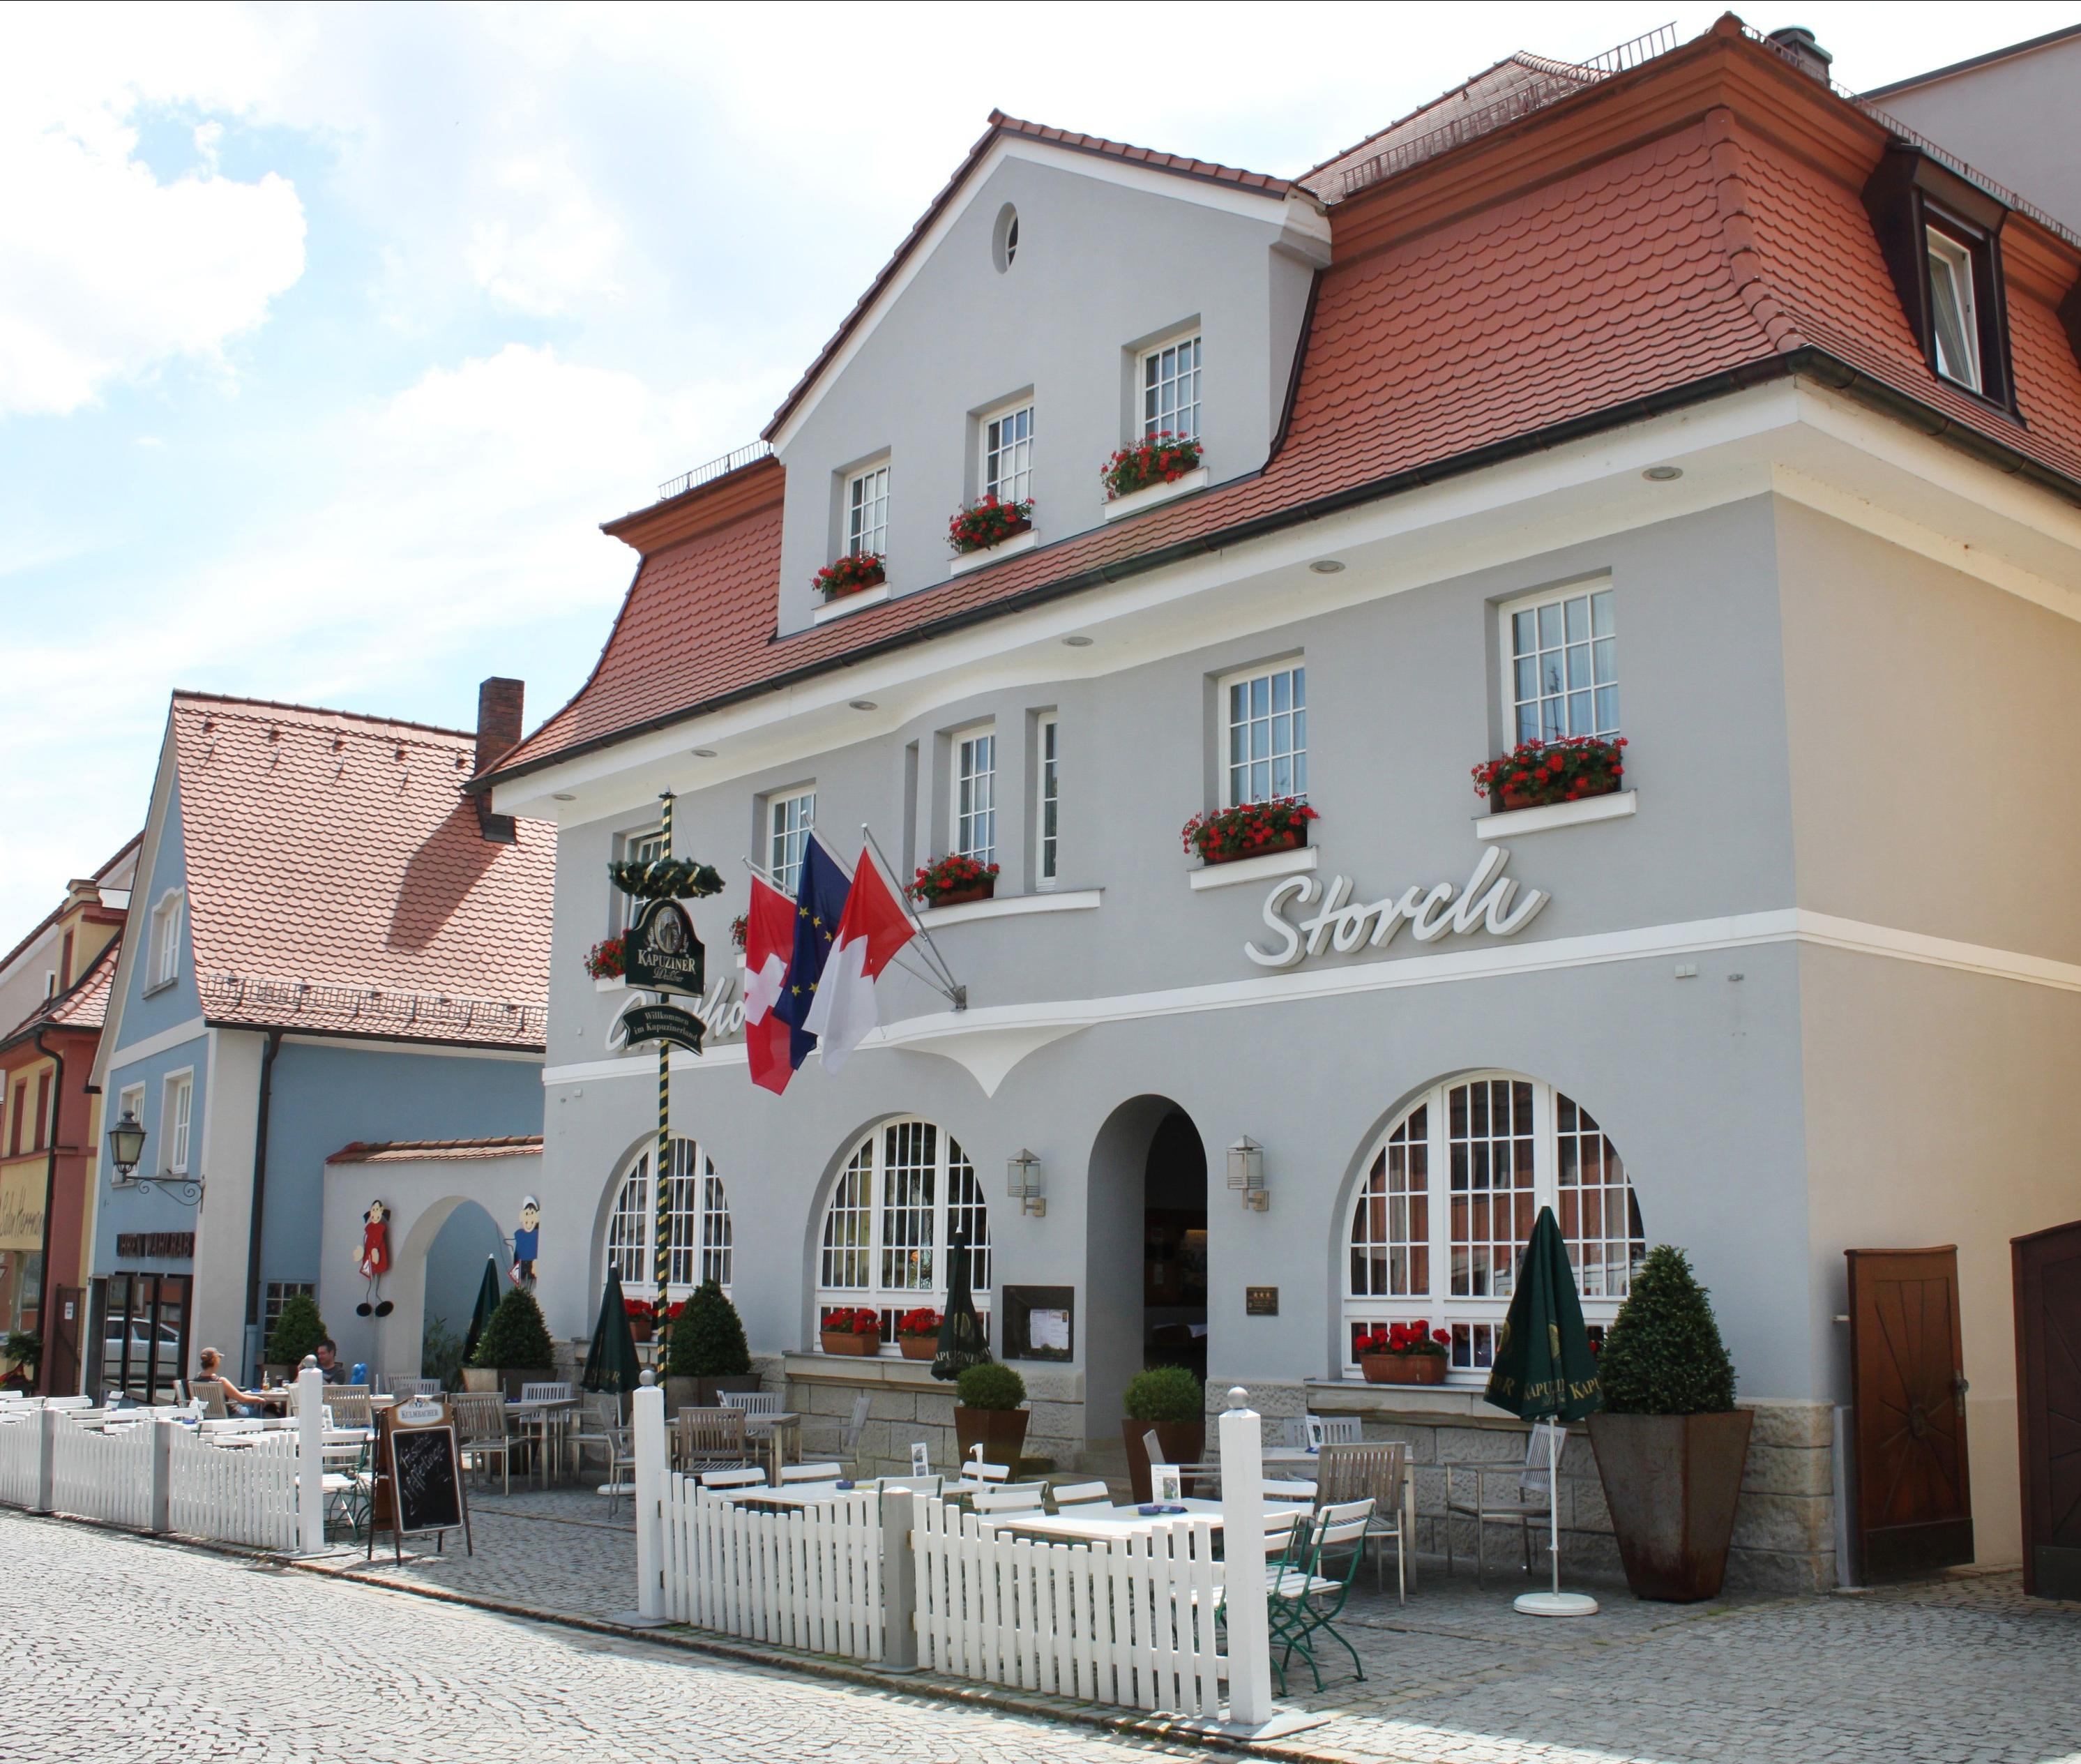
[861,823,967,1009]
[739,853,959,1007]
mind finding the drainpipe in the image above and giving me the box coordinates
[241,1030,283,1379]
[31,1030,63,1397]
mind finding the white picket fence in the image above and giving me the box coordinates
[49,1415,155,1530]
[167,1426,300,1551]
[661,1479,884,1661]
[0,1412,41,1507]
[913,1500,1229,1717]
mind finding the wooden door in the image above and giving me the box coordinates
[1847,1247,1973,1579]
[2013,1219,2081,1600]
[46,1285,85,1395]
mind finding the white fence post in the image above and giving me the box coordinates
[296,1364,326,1555]
[147,1420,173,1534]
[633,1371,667,1623]
[33,1407,57,1514]
[881,1486,918,1671]
[1218,1387,1274,1726]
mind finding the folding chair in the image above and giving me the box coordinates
[1270,1499,1374,1693]
[971,1486,1046,1523]
[1048,1480,1112,1509]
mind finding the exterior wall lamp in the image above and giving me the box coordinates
[1227,1136,1269,1211]
[1006,1148,1046,1217]
[106,1106,201,1206]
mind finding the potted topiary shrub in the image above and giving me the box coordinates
[266,1291,328,1377]
[820,1305,882,1357]
[1587,1244,1751,1601]
[1354,1320,1451,1385]
[1121,1364,1206,1503]
[895,1306,941,1361]
[468,1285,557,1403]
[955,1362,1028,1463]
[667,1279,760,1408]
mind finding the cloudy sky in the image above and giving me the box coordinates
[0,1,2071,930]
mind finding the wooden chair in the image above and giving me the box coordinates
[450,1394,512,1495]
[384,1376,441,1399]
[672,1407,749,1475]
[718,1391,782,1417]
[1443,1422,1562,1585]
[1308,1415,1362,1448]
[1317,1440,1410,1599]
[323,1392,373,1431]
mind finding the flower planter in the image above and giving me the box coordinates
[923,880,996,909]
[1121,1419,1207,1503]
[1587,1408,1754,1601]
[1359,1353,1448,1386]
[820,573,886,603]
[628,1316,653,1344]
[1494,773,1621,814]
[1202,824,1306,866]
[898,1336,937,1360]
[953,517,1031,555]
[821,1330,879,1357]
[955,1405,1029,1463]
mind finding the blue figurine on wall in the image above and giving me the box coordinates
[510,1195,541,1288]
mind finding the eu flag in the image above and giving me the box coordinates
[772,835,851,1068]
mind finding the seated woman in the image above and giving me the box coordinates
[190,1348,265,1418]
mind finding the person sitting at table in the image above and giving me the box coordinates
[312,1340,348,1385]
[191,1348,264,1418]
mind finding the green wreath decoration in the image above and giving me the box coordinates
[606,857,725,900]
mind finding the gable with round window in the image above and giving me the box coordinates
[816,1117,990,1350]
[605,1136,734,1297]
[1343,1073,1642,1376]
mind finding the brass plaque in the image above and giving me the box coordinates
[1246,1286,1278,1316]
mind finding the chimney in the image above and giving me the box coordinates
[1766,26,1834,82]
[474,676,524,843]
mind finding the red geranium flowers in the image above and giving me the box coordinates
[1354,1320,1451,1359]
[1103,431,1203,499]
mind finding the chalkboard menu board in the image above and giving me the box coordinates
[370,1401,471,1563]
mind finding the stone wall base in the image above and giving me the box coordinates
[776,1352,1090,1477]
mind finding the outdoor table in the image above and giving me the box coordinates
[995,1499,1229,1545]
[506,1398,580,1487]
[739,1410,801,1483]
[724,1480,851,1510]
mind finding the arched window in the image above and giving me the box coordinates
[1343,1074,1642,1377]
[815,1118,990,1349]
[605,1138,734,1296]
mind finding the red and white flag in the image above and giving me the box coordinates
[743,870,799,1094]
[801,845,916,1071]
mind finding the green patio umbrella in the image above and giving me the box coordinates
[931,1232,991,1382]
[1484,1204,1605,1618]
[583,1271,643,1400]
[462,1256,503,1367]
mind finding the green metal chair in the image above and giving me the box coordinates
[1267,1498,1374,1693]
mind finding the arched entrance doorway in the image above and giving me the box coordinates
[1085,1097,1208,1440]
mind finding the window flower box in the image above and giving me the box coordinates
[1355,1322,1451,1385]
[1102,430,1202,500]
[820,1306,882,1355]
[947,495,1033,555]
[909,853,999,909]
[895,1306,941,1359]
[813,552,886,603]
[1473,735,1626,813]
[1181,798,1318,867]
[584,935,626,981]
[623,1298,654,1344]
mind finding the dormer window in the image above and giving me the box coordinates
[1141,333,1202,440]
[1924,224,1981,392]
[846,462,889,557]
[981,401,1033,504]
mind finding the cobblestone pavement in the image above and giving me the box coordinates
[0,1509,1200,1764]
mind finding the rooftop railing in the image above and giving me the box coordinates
[657,440,773,504]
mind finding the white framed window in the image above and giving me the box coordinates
[1035,715,1059,888]
[846,462,889,558]
[162,1072,193,1176]
[1221,661,1306,806]
[1140,333,1202,441]
[603,1138,734,1296]
[953,726,997,865]
[148,891,184,990]
[1504,584,1617,746]
[981,402,1034,505]
[614,827,666,933]
[263,1281,316,1337]
[815,1117,990,1348]
[1342,1073,1644,1378]
[1925,225,1981,391]
[766,789,815,894]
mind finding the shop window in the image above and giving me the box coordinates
[603,1137,733,1296]
[814,1117,990,1348]
[1342,1072,1644,1378]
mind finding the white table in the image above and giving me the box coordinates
[997,1499,1228,1544]
[739,1410,801,1483]
[724,1480,851,1509]
[506,1399,580,1486]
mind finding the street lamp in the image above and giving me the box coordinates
[107,1108,146,1180]
[106,1107,200,1205]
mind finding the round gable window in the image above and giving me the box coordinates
[992,204,1019,273]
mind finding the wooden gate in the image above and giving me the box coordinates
[2012,1219,2081,1600]
[1846,1246,1973,1580]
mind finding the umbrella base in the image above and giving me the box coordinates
[1514,1590,1600,1618]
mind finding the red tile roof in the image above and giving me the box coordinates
[327,1136,543,1164]
[172,694,553,1049]
[0,936,119,1050]
[493,22,2081,785]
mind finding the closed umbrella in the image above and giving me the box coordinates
[1484,1204,1605,1618]
[584,1271,644,1398]
[931,1232,990,1381]
[462,1256,502,1366]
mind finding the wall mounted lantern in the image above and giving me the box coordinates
[106,1107,200,1205]
[1006,1148,1046,1217]
[1227,1136,1269,1211]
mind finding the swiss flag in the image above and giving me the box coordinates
[743,871,801,1094]
[801,846,916,1071]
